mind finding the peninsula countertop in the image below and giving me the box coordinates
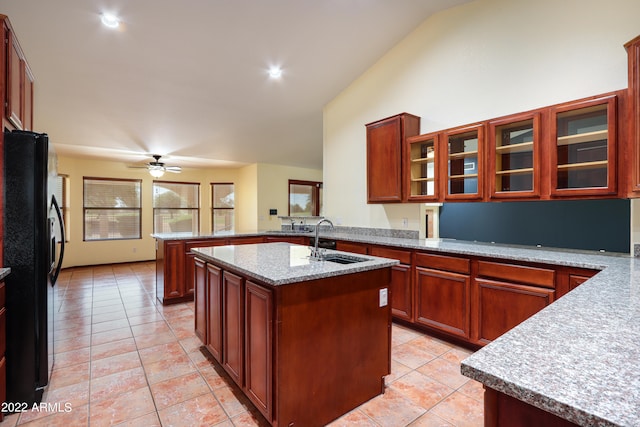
[191,242,399,286]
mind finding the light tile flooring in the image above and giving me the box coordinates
[1,262,483,427]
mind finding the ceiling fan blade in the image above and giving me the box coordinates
[165,167,182,173]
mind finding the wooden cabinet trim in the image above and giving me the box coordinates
[206,263,223,362]
[477,260,555,288]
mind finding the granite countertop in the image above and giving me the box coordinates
[0,267,10,281]
[159,229,640,425]
[191,242,399,286]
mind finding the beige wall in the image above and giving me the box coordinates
[58,156,321,267]
[323,0,640,244]
[256,163,323,231]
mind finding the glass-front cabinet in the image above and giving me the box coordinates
[489,113,539,199]
[406,132,439,201]
[445,124,484,200]
[550,95,617,196]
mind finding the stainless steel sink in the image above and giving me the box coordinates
[320,253,368,264]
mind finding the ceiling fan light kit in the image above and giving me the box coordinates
[129,154,182,177]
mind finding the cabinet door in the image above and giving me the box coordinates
[406,132,440,201]
[244,281,273,420]
[445,124,484,201]
[194,258,207,343]
[6,29,23,130]
[207,264,223,362]
[550,95,617,197]
[370,246,413,321]
[222,271,244,385]
[488,113,540,199]
[474,278,554,345]
[366,113,420,203]
[163,241,185,300]
[390,264,413,321]
[415,267,470,339]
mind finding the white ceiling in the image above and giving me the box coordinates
[1,0,471,170]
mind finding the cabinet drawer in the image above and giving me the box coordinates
[370,246,411,264]
[415,252,470,274]
[477,261,555,288]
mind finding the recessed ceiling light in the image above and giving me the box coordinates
[101,13,120,29]
[268,66,283,79]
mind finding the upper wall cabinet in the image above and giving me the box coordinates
[488,112,540,199]
[406,132,440,201]
[366,113,420,203]
[3,15,34,131]
[444,124,484,201]
[549,95,617,197]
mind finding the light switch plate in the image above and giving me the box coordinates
[379,288,388,307]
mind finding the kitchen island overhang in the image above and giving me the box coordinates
[191,242,399,427]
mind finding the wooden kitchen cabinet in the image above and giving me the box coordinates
[488,112,540,199]
[550,95,617,197]
[370,246,413,321]
[366,113,420,203]
[3,16,34,131]
[222,271,244,385]
[445,124,485,200]
[406,132,440,201]
[414,253,471,340]
[473,260,555,345]
[244,281,273,419]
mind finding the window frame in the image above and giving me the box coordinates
[211,182,235,234]
[152,180,201,234]
[83,177,142,241]
[288,179,323,216]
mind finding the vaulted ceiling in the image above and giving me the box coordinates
[2,0,472,170]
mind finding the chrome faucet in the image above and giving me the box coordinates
[311,218,334,259]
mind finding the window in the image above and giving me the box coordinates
[289,180,322,216]
[211,183,234,234]
[84,178,141,241]
[153,181,200,233]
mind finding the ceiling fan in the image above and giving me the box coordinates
[134,155,182,178]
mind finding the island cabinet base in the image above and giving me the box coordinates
[195,258,392,427]
[484,387,579,427]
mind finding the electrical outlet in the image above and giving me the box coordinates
[379,288,388,307]
[402,218,409,228]
[132,247,137,253]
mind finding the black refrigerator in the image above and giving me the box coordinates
[3,130,65,405]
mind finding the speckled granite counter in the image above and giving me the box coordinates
[158,229,640,425]
[0,268,10,281]
[191,242,399,286]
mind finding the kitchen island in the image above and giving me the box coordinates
[191,242,398,427]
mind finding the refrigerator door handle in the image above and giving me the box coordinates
[50,195,65,286]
